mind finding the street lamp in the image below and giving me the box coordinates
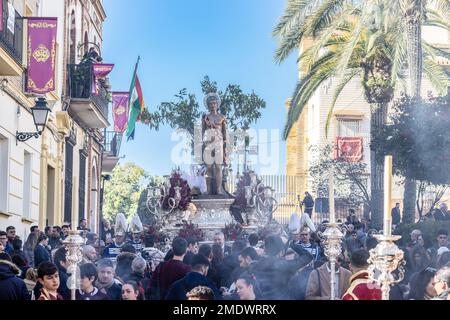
[16,97,51,144]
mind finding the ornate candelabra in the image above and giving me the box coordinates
[62,230,85,300]
[244,172,278,225]
[146,176,182,225]
[367,156,405,300]
[322,170,343,300]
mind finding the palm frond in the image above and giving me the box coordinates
[423,57,450,95]
[272,0,314,37]
[284,53,339,139]
[324,68,360,136]
[274,24,307,63]
[305,0,346,37]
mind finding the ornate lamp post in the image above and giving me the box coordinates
[63,230,85,300]
[16,97,51,144]
[322,169,344,300]
[368,156,406,300]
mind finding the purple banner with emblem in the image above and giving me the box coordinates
[26,17,57,94]
[92,63,114,94]
[112,92,130,133]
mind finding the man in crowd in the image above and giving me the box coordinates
[76,263,109,300]
[150,237,191,299]
[305,259,352,300]
[428,229,449,266]
[297,227,324,265]
[251,235,313,299]
[96,258,122,300]
[1,230,13,255]
[81,245,98,265]
[434,203,450,221]
[213,232,232,256]
[102,231,125,260]
[342,249,381,300]
[391,203,401,226]
[77,218,91,231]
[165,254,222,300]
[434,265,450,300]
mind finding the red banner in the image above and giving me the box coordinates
[26,18,58,94]
[112,92,130,133]
[92,63,114,94]
[335,137,363,162]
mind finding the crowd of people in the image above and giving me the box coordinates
[1,207,450,301]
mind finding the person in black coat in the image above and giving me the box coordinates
[33,246,71,300]
[34,234,50,267]
[391,203,401,226]
[165,254,222,300]
[301,192,315,218]
[0,257,30,300]
[250,235,313,300]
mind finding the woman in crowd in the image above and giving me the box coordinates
[122,281,141,300]
[408,267,437,300]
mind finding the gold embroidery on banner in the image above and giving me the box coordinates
[115,105,127,115]
[32,44,51,62]
[29,22,57,28]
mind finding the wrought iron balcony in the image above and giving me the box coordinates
[68,63,110,128]
[0,0,23,75]
[102,131,122,173]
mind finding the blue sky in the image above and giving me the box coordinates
[102,0,298,176]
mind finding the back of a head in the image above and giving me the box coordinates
[248,233,259,247]
[264,235,283,256]
[172,237,188,257]
[240,247,258,261]
[232,240,247,255]
[53,247,67,269]
[11,254,26,267]
[132,256,146,274]
[198,244,212,259]
[37,261,58,279]
[186,286,214,300]
[121,243,137,254]
[350,249,370,269]
[191,254,210,272]
[38,233,48,243]
[436,266,450,285]
[437,252,450,269]
[12,238,22,250]
[82,245,95,256]
[211,244,223,260]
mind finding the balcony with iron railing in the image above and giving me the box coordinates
[0,0,23,76]
[102,130,122,173]
[68,63,110,129]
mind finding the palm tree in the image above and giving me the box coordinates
[273,0,450,229]
[401,0,450,223]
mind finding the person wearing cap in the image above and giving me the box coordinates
[102,213,127,260]
[127,215,144,255]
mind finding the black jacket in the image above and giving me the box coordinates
[0,260,30,300]
[250,246,313,300]
[165,272,222,300]
[34,244,50,267]
[33,265,71,300]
